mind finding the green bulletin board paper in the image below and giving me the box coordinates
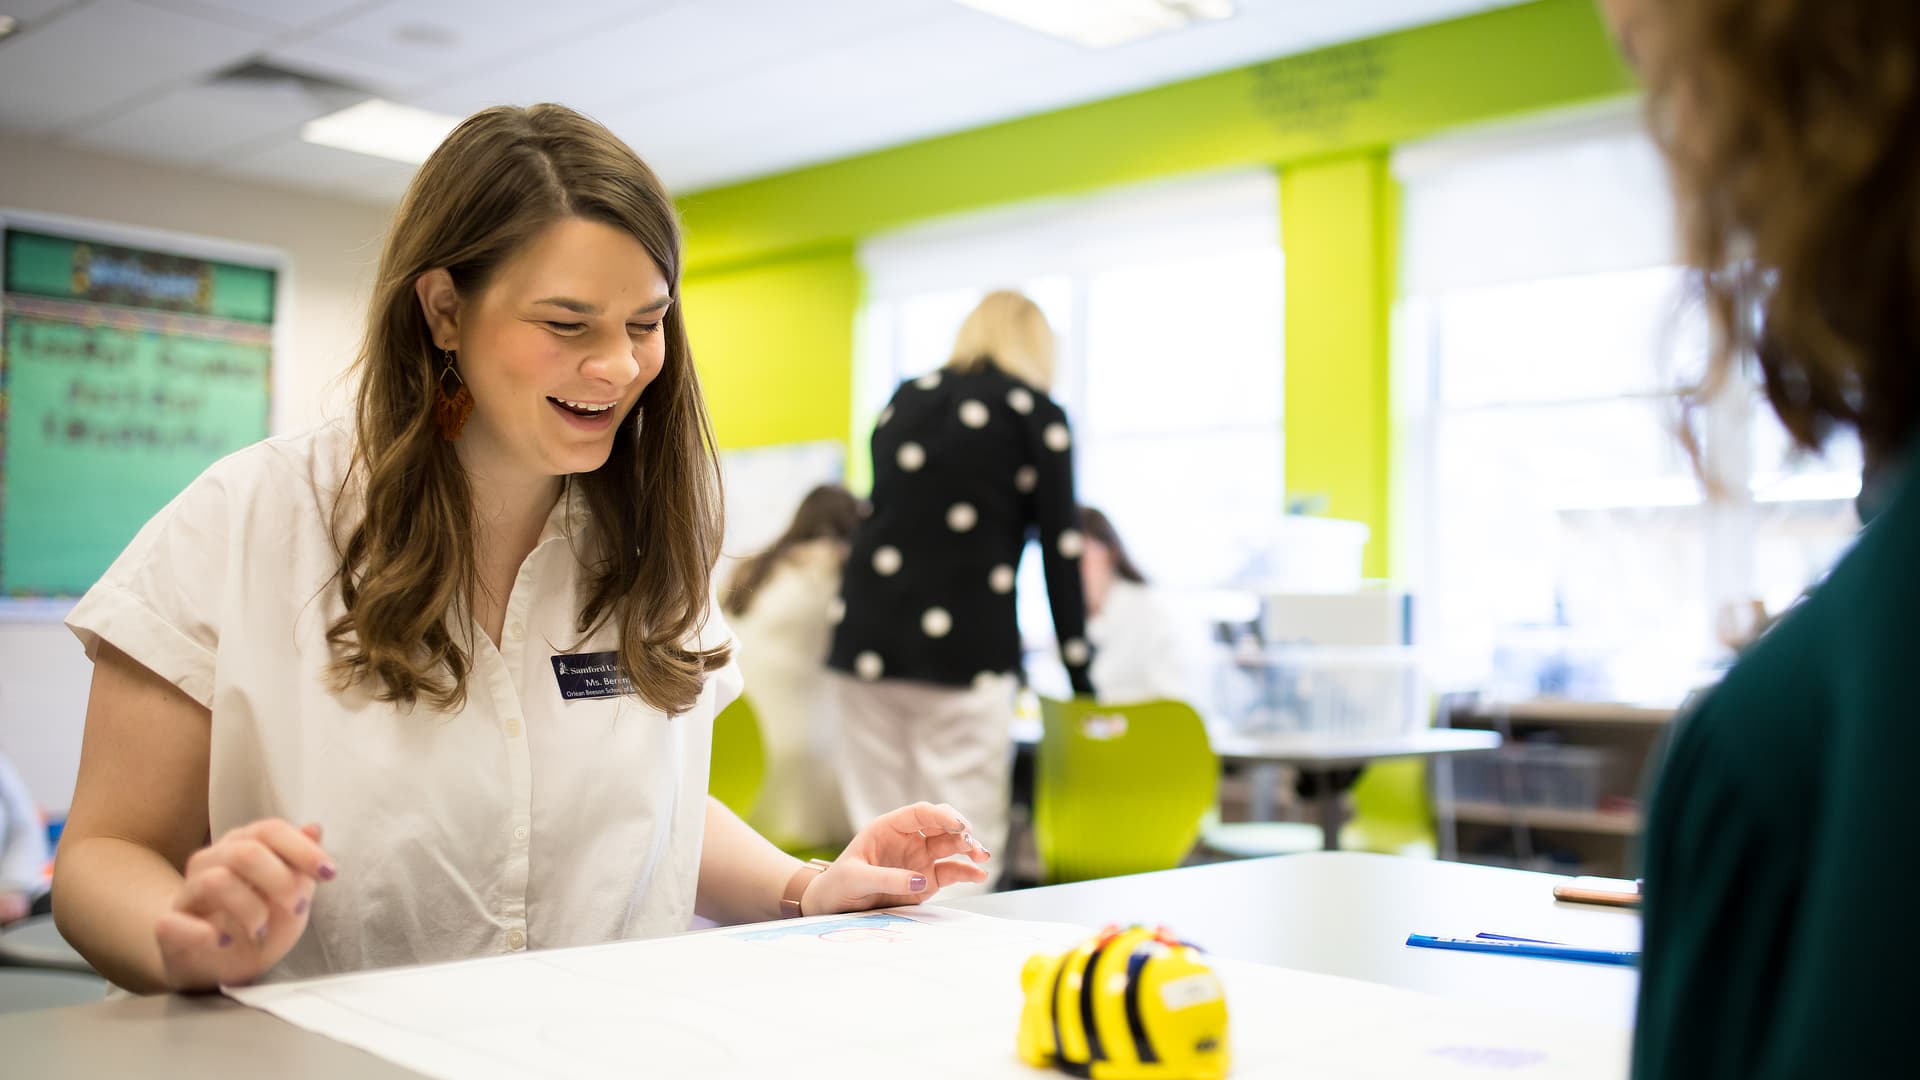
[1,224,275,598]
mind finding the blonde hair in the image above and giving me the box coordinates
[945,289,1057,390]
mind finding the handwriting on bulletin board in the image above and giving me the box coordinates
[1251,40,1390,142]
[0,220,279,599]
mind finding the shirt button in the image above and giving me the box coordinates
[504,718,522,738]
[508,620,525,640]
[513,824,528,841]
[506,929,526,950]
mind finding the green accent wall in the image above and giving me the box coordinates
[676,0,1635,569]
[1281,154,1398,578]
[680,245,859,452]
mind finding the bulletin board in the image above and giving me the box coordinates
[0,211,284,602]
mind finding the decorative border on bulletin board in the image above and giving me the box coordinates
[0,209,290,617]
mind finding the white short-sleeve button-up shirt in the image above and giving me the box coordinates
[66,422,741,981]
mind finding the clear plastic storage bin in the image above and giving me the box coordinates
[1449,742,1616,810]
[1211,644,1425,738]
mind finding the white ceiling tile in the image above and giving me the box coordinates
[9,0,1540,202]
[133,0,373,35]
[647,0,1528,190]
[621,12,1065,139]
[262,0,676,100]
[0,0,267,134]
[412,0,953,119]
[64,75,348,165]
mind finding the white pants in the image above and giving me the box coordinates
[828,672,1017,895]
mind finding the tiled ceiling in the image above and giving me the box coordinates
[0,0,1531,204]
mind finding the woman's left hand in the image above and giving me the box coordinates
[802,802,990,915]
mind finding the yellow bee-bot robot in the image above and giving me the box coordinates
[1018,925,1230,1079]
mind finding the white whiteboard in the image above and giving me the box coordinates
[718,440,847,559]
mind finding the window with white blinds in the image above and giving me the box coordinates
[1394,105,1861,703]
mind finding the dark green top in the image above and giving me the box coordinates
[1633,462,1918,1078]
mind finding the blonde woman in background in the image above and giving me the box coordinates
[827,290,1095,892]
[721,485,862,853]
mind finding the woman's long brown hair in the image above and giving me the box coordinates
[1645,0,1920,469]
[721,485,862,618]
[1077,507,1147,586]
[327,103,729,715]
[721,486,864,618]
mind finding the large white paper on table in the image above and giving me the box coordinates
[227,907,1628,1079]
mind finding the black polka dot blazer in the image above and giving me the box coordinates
[827,364,1095,695]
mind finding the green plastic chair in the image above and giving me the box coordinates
[709,694,767,820]
[1197,808,1323,858]
[1200,758,1439,859]
[1338,758,1437,857]
[1034,697,1219,884]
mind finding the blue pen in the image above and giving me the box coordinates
[1406,932,1640,966]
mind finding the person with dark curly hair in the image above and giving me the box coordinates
[1598,1,1920,1075]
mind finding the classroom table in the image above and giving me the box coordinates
[0,853,1637,1076]
[956,851,1638,1028]
[1210,728,1504,848]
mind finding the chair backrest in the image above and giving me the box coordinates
[1341,758,1437,856]
[709,694,767,819]
[1034,697,1219,884]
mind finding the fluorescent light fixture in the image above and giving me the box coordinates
[952,0,1232,49]
[301,98,462,165]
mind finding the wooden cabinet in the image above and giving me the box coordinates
[1435,698,1675,877]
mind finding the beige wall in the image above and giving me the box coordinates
[0,134,396,811]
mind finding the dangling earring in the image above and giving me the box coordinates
[433,348,474,441]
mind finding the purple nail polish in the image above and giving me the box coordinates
[317,863,337,881]
[294,898,309,916]
[255,924,270,944]
[909,875,928,892]
[218,933,233,948]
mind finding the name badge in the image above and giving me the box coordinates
[550,651,632,700]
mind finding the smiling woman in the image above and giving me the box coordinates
[48,103,991,996]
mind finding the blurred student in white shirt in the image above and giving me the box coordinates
[721,485,861,853]
[1079,507,1202,706]
[0,752,50,924]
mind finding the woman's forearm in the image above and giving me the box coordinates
[694,797,801,925]
[53,834,188,993]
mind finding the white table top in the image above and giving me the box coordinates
[1009,716,1503,767]
[954,852,1640,1030]
[1,853,1637,1075]
[1208,727,1503,767]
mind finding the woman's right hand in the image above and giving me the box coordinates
[155,819,334,991]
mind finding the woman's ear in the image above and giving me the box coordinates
[414,268,462,350]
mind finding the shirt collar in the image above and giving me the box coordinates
[536,479,591,548]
